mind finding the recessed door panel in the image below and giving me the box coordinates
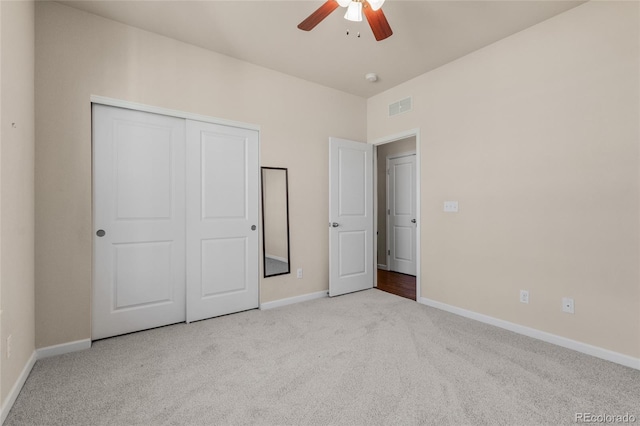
[339,148,366,217]
[201,237,247,297]
[393,163,412,216]
[202,133,247,220]
[392,226,412,261]
[339,231,366,277]
[115,122,173,220]
[114,242,173,310]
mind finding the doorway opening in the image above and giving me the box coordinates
[373,132,420,301]
[377,269,417,301]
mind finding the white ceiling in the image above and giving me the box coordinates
[58,0,585,98]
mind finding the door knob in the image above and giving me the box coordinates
[411,219,416,224]
[331,222,340,228]
[251,225,256,231]
[96,229,106,237]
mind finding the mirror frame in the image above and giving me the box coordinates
[261,167,291,278]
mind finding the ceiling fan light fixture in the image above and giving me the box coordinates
[368,0,385,11]
[337,0,351,7]
[297,0,392,42]
[344,1,363,22]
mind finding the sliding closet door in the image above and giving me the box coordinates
[93,105,186,340]
[186,121,259,322]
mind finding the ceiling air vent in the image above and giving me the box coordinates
[388,97,412,117]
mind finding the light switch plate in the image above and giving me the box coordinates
[444,201,459,212]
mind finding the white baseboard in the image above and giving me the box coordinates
[0,339,92,424]
[36,338,91,360]
[1,351,36,425]
[260,290,328,310]
[418,297,640,370]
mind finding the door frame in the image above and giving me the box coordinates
[90,95,262,337]
[386,151,416,273]
[90,95,260,132]
[371,129,421,301]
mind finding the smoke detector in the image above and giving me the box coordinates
[365,73,378,83]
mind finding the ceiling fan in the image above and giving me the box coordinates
[297,0,393,42]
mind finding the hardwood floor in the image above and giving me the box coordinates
[376,269,416,301]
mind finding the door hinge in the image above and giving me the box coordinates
[388,250,390,255]
[387,209,390,215]
[387,169,390,175]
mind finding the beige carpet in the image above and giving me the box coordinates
[6,289,639,425]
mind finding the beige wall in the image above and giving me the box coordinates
[376,137,416,268]
[35,2,366,348]
[0,1,3,402]
[368,1,640,358]
[1,0,35,405]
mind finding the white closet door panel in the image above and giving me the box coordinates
[93,105,186,340]
[186,120,259,322]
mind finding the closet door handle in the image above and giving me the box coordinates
[411,219,416,224]
[251,225,256,231]
[96,229,106,237]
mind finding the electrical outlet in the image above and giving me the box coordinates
[297,268,303,279]
[562,297,574,314]
[519,290,529,304]
[7,334,12,359]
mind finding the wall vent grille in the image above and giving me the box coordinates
[388,97,412,117]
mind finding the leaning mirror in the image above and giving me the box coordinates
[261,167,290,277]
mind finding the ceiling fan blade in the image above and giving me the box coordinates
[363,2,393,41]
[298,0,340,31]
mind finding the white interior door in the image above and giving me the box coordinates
[93,105,186,340]
[388,154,417,275]
[186,120,259,322]
[329,137,374,297]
